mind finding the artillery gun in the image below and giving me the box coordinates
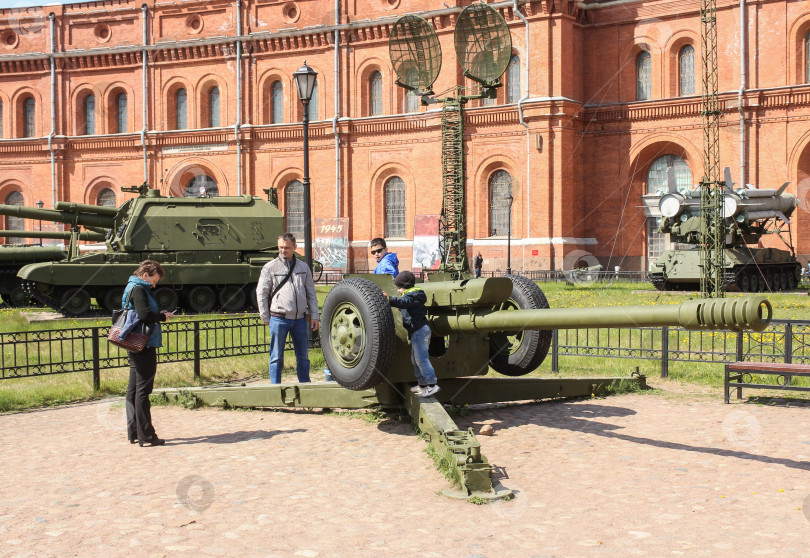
[0,188,290,315]
[649,172,801,292]
[0,230,108,306]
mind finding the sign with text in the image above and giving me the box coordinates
[412,215,441,271]
[313,217,349,270]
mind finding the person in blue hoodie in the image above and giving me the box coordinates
[385,271,440,397]
[122,260,175,447]
[371,237,399,276]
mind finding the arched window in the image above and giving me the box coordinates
[370,71,382,116]
[481,90,496,106]
[209,86,220,128]
[116,93,127,133]
[23,97,35,137]
[679,45,695,96]
[806,32,810,83]
[489,170,512,236]
[285,179,304,238]
[384,177,406,238]
[84,94,96,135]
[307,81,318,121]
[97,188,116,207]
[507,55,520,103]
[175,88,187,130]
[0,100,4,138]
[404,89,419,113]
[636,51,652,101]
[645,154,692,195]
[184,175,218,197]
[4,191,25,244]
[271,81,283,123]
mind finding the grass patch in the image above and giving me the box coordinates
[423,438,460,486]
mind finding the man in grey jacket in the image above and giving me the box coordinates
[256,233,320,383]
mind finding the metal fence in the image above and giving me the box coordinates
[2,314,809,387]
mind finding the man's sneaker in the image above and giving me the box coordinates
[419,384,440,397]
[410,385,424,394]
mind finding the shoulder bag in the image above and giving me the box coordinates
[108,287,155,352]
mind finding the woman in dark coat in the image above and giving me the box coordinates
[123,260,174,447]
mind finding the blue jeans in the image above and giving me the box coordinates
[268,316,311,384]
[410,324,437,386]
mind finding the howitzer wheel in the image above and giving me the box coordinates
[187,286,215,313]
[320,278,395,390]
[489,275,552,376]
[60,288,92,315]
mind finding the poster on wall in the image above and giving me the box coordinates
[412,215,441,271]
[313,217,349,270]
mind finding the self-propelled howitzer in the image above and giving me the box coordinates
[320,275,772,390]
[0,189,287,315]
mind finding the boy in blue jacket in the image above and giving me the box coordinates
[385,271,440,397]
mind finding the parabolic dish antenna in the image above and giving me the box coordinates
[389,14,442,91]
[454,3,512,85]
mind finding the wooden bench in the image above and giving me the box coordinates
[724,362,810,403]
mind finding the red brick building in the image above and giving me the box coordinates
[1,0,809,272]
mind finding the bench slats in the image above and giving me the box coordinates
[726,362,810,374]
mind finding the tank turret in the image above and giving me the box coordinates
[320,275,772,390]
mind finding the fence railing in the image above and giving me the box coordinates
[2,315,809,387]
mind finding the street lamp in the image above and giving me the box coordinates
[506,193,513,275]
[36,200,44,246]
[293,60,318,272]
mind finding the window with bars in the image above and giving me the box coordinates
[23,97,35,138]
[4,191,24,244]
[184,175,218,197]
[636,51,652,101]
[84,94,95,135]
[209,86,220,128]
[679,45,695,96]
[645,154,692,195]
[646,218,666,271]
[285,180,304,239]
[384,176,406,238]
[507,55,520,103]
[370,71,382,116]
[308,81,318,121]
[176,89,187,130]
[271,81,283,123]
[489,170,512,236]
[97,188,116,207]
[116,93,127,133]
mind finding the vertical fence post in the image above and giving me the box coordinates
[551,329,559,373]
[193,321,201,381]
[660,326,668,378]
[736,330,744,362]
[91,327,101,391]
[784,322,793,364]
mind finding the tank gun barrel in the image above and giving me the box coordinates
[0,204,115,229]
[430,296,772,334]
[0,230,107,241]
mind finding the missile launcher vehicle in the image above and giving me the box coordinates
[648,171,802,292]
[0,186,291,315]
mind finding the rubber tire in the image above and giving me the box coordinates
[739,274,751,292]
[102,287,125,312]
[60,288,92,315]
[219,286,247,312]
[489,275,552,376]
[154,287,180,313]
[186,286,216,313]
[319,278,395,391]
[7,286,31,307]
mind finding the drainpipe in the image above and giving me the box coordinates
[48,13,56,207]
[235,0,242,195]
[141,4,148,184]
[333,0,341,218]
[738,0,746,188]
[514,0,530,272]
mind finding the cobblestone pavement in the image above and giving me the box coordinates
[1,385,809,557]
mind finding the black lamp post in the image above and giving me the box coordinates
[293,60,318,272]
[36,200,44,246]
[506,193,513,275]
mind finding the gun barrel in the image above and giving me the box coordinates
[430,296,772,334]
[53,201,119,217]
[0,230,107,241]
[0,204,115,228]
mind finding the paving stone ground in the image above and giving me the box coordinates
[1,382,809,557]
